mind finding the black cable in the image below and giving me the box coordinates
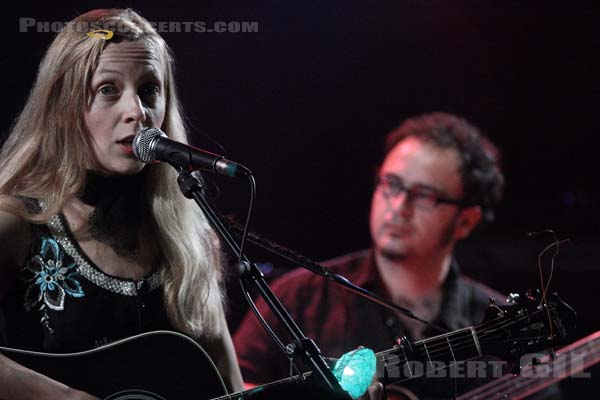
[235,174,303,374]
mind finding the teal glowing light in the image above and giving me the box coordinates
[332,347,377,399]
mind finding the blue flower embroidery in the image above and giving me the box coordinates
[23,236,85,312]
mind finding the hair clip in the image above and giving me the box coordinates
[86,29,114,40]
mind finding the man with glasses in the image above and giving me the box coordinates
[233,112,508,397]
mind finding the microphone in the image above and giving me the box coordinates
[133,127,250,178]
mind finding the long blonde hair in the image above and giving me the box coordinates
[0,9,225,338]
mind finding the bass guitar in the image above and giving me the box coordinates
[456,328,600,399]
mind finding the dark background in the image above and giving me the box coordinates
[2,1,599,397]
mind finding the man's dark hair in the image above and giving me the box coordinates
[383,112,504,222]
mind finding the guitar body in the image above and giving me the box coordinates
[0,330,227,399]
[1,330,351,400]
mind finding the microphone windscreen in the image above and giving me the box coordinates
[133,127,165,163]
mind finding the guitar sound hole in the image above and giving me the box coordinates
[103,390,167,400]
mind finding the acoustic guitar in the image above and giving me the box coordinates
[0,291,575,400]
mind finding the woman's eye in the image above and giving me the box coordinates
[99,86,117,96]
[140,84,160,97]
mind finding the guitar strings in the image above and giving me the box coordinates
[455,372,516,399]
[455,335,600,399]
[376,311,543,376]
[375,314,514,358]
[260,318,521,390]
[477,337,600,398]
[529,229,570,342]
[407,310,543,357]
[459,340,599,400]
[376,310,542,364]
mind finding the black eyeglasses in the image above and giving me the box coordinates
[375,174,470,209]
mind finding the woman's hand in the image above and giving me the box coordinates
[61,388,101,400]
[57,388,101,400]
[365,381,384,400]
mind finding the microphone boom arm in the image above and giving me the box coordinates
[224,220,448,334]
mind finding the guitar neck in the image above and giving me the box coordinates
[213,326,484,400]
[456,330,600,400]
[376,326,483,386]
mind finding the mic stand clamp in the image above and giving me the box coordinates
[284,338,329,372]
[176,170,350,399]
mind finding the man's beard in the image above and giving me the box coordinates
[378,211,461,262]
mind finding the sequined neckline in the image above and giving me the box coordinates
[45,211,161,296]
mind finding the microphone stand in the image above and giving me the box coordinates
[175,169,350,399]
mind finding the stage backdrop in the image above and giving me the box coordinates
[2,2,598,397]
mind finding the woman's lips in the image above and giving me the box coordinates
[116,136,136,155]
